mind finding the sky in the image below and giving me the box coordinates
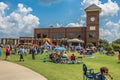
[0,0,120,43]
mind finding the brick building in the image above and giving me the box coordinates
[34,4,101,46]
[0,4,101,47]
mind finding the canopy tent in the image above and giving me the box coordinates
[43,38,52,44]
[43,38,55,47]
[67,38,84,48]
[42,42,51,48]
[67,38,84,43]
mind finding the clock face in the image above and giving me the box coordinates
[90,17,95,21]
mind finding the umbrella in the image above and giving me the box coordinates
[54,46,66,51]
[76,46,82,50]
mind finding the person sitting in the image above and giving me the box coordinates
[70,54,76,64]
[97,66,113,80]
[83,50,87,57]
[61,52,68,64]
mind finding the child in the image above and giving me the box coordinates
[97,66,113,80]
[43,58,47,62]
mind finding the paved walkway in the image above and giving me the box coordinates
[0,60,47,80]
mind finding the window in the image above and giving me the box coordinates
[89,32,96,38]
[58,33,63,39]
[76,33,81,38]
[69,33,74,39]
[42,34,47,38]
[37,34,41,38]
[52,33,57,39]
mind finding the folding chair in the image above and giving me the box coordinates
[83,63,94,80]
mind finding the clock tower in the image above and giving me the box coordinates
[85,4,101,46]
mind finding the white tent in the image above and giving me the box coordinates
[42,42,51,48]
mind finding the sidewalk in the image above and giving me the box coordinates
[0,60,47,80]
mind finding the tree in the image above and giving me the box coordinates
[7,40,13,45]
[112,38,120,51]
[99,39,109,49]
[112,43,120,51]
[107,44,113,51]
[112,38,120,44]
[86,42,94,47]
[60,39,67,46]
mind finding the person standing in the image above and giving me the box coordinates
[0,47,2,59]
[5,45,11,60]
[19,46,25,61]
[32,47,36,60]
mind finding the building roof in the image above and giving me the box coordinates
[85,4,101,13]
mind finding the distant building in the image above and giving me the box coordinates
[34,4,101,46]
[19,37,34,44]
[0,4,101,46]
[1,38,19,45]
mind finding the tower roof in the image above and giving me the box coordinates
[85,4,101,13]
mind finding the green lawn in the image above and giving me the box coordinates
[0,49,120,80]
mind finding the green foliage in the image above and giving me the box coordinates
[112,38,120,50]
[86,42,94,47]
[60,40,67,46]
[107,44,113,51]
[112,43,120,50]
[99,39,109,49]
[7,40,13,45]
[112,38,120,44]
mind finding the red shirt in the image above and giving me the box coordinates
[84,52,87,55]
[71,55,76,60]
[6,48,10,53]
[118,55,120,60]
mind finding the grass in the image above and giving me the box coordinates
[0,49,120,80]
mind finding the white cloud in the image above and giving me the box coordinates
[66,23,81,27]
[100,20,120,42]
[81,0,120,17]
[56,23,63,27]
[66,19,85,27]
[18,3,32,14]
[105,21,120,28]
[99,0,120,17]
[0,2,40,38]
[81,0,101,6]
[0,2,8,16]
[39,0,60,6]
[55,19,85,28]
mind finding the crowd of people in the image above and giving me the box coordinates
[0,44,119,80]
[0,44,120,62]
[49,51,82,64]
